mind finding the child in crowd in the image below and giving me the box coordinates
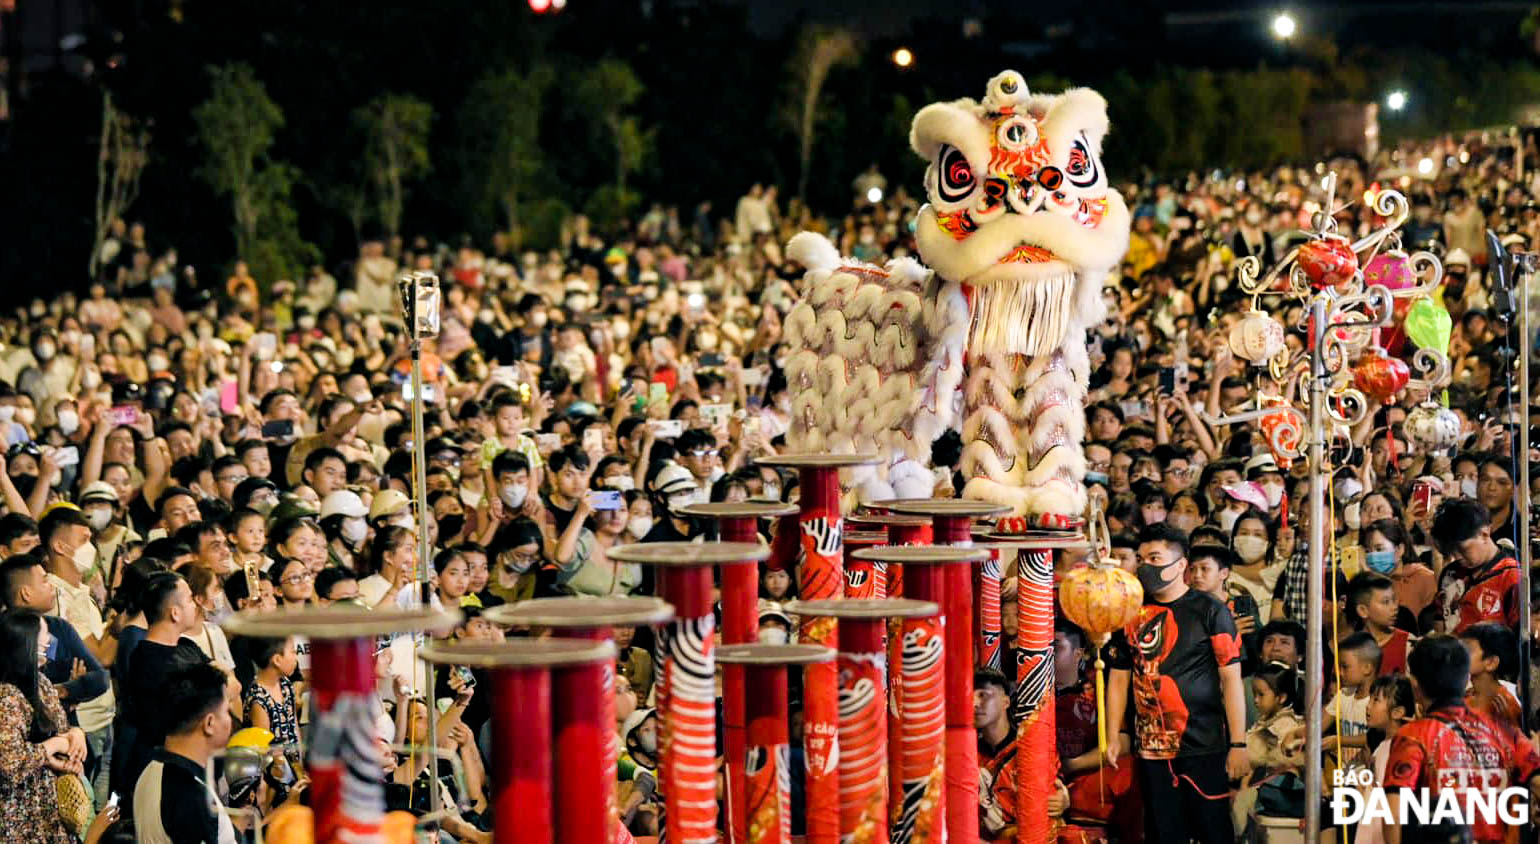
[1324,632,1381,770]
[1346,572,1414,676]
[1458,621,1522,731]
[1235,661,1306,833]
[1354,674,1415,844]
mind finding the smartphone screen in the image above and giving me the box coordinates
[110,406,139,426]
[582,428,604,453]
[261,419,295,439]
[1159,367,1176,395]
[52,446,79,468]
[591,490,624,510]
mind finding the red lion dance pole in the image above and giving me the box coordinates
[679,501,798,844]
[420,639,617,844]
[488,597,676,844]
[610,541,773,844]
[223,606,458,844]
[791,597,941,844]
[717,643,837,844]
[757,453,877,842]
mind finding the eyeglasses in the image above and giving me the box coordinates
[688,449,719,458]
[504,551,540,565]
[281,572,313,585]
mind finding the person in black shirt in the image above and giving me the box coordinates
[112,570,209,805]
[132,662,237,844]
[542,445,590,536]
[1105,523,1246,844]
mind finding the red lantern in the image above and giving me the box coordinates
[1352,351,1410,403]
[1298,236,1359,289]
[1258,401,1301,469]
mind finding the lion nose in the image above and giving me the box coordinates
[1037,167,1064,191]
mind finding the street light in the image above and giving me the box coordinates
[1272,12,1297,40]
[1387,90,1407,112]
[892,47,914,68]
[866,187,884,204]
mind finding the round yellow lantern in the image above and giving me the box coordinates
[1059,545,1144,759]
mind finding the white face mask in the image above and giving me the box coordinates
[34,343,55,362]
[72,541,97,576]
[1343,501,1362,531]
[341,517,368,548]
[81,369,101,390]
[0,406,15,422]
[15,407,35,427]
[627,516,653,538]
[84,507,112,531]
[1460,478,1478,499]
[56,409,79,436]
[500,483,528,510]
[1217,508,1242,533]
[668,493,696,513]
[1262,482,1285,509]
[607,475,635,492]
[147,354,169,372]
[1233,535,1269,564]
[758,484,781,502]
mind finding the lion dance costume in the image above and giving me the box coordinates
[783,71,1131,840]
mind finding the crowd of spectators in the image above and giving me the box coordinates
[0,127,1536,842]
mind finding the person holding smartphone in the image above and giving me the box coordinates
[551,489,640,597]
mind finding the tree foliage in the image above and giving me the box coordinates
[90,91,150,280]
[353,93,434,241]
[785,26,859,202]
[458,66,554,243]
[192,63,316,284]
[573,60,654,196]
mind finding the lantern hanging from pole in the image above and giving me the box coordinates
[1404,401,1460,454]
[1352,350,1410,404]
[1228,309,1285,365]
[1298,235,1359,290]
[1056,512,1142,761]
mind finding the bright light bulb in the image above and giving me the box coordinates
[1272,12,1296,39]
[866,187,884,204]
[1417,157,1435,176]
[892,48,914,68]
[1386,90,1407,112]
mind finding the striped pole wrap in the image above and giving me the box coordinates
[882,517,929,818]
[1013,547,1058,844]
[657,566,719,844]
[892,610,945,844]
[978,550,1004,672]
[744,664,792,844]
[797,465,844,842]
[308,638,387,844]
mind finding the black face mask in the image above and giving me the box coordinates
[437,514,466,540]
[1136,559,1183,596]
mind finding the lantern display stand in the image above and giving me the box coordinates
[222,606,461,844]
[418,639,616,844]
[677,501,797,844]
[607,541,770,844]
[787,598,940,844]
[489,596,675,844]
[755,453,879,842]
[1195,173,1457,842]
[851,545,990,843]
[715,643,837,844]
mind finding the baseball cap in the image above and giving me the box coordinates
[1445,248,1471,269]
[1244,453,1281,478]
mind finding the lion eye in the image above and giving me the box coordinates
[938,145,976,204]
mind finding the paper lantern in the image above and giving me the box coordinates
[1404,297,1452,354]
[1298,236,1359,289]
[1059,558,1143,760]
[1228,310,1285,365]
[1363,251,1415,292]
[1259,402,1301,470]
[1352,351,1410,404]
[1404,402,1460,454]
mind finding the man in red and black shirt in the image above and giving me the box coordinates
[1105,523,1247,844]
[1383,635,1540,844]
[1431,499,1519,634]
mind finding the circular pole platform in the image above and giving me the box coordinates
[485,595,676,630]
[678,501,800,520]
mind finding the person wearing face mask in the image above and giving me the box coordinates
[319,490,370,574]
[1166,492,1206,535]
[486,518,550,604]
[1243,454,1287,517]
[642,463,702,545]
[182,565,235,671]
[79,481,136,581]
[1361,518,1435,621]
[1227,510,1280,625]
[1104,523,1248,844]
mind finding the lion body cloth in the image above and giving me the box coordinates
[784,70,1132,528]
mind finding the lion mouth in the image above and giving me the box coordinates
[998,243,1055,264]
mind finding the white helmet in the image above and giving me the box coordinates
[319,490,368,520]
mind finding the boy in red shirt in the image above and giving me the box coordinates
[1382,636,1540,844]
[1458,622,1523,732]
[1430,499,1519,634]
[1346,572,1414,676]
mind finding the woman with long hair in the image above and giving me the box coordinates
[0,608,86,842]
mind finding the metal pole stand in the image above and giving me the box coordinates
[222,606,460,843]
[790,598,940,844]
[608,541,770,844]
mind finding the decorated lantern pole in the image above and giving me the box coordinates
[854,545,991,843]
[608,541,770,844]
[419,640,616,844]
[679,502,798,844]
[790,598,940,844]
[756,454,877,842]
[487,597,675,844]
[716,644,836,844]
[1201,172,1455,842]
[848,511,932,599]
[223,607,460,844]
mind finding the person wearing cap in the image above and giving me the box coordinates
[641,461,699,545]
[319,489,370,572]
[79,480,138,574]
[757,603,794,645]
[369,487,413,533]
